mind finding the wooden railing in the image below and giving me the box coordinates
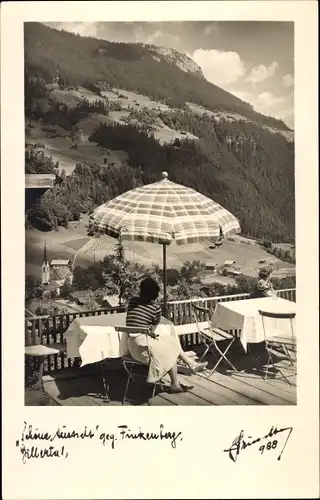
[25,288,296,374]
[166,288,296,347]
[25,305,126,373]
[168,288,296,318]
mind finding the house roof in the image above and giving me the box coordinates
[224,260,236,265]
[70,290,92,300]
[104,294,120,308]
[52,267,72,281]
[50,259,71,266]
[39,283,60,291]
[25,173,55,188]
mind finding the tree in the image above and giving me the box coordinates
[85,293,101,311]
[166,268,181,286]
[170,279,204,300]
[222,267,229,277]
[25,149,58,174]
[150,264,180,287]
[234,275,257,294]
[205,282,227,297]
[284,250,292,262]
[180,260,205,283]
[271,275,296,290]
[27,201,57,231]
[60,278,72,298]
[25,275,42,304]
[35,302,68,316]
[102,236,147,305]
[262,239,272,250]
[72,265,105,291]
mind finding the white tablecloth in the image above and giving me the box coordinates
[211,297,296,351]
[64,312,177,366]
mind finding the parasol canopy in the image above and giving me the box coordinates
[88,172,241,315]
[89,172,240,245]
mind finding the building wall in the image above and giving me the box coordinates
[41,263,50,284]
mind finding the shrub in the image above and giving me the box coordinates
[222,267,229,277]
[262,239,272,249]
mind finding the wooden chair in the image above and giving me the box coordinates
[114,326,166,405]
[191,304,237,376]
[258,310,296,385]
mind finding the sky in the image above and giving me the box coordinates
[46,21,294,129]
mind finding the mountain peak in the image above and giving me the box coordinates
[146,44,204,78]
[24,22,290,131]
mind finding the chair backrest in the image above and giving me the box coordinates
[192,303,211,315]
[258,310,296,320]
[114,325,151,360]
[191,303,216,341]
[192,303,210,327]
[114,325,151,335]
[258,310,296,344]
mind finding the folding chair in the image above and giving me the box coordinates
[258,310,296,385]
[191,304,237,376]
[114,326,166,405]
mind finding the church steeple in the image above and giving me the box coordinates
[41,242,50,285]
[43,242,48,265]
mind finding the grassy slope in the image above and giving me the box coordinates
[25,22,291,132]
[26,214,295,281]
[26,85,203,175]
[25,84,295,280]
[25,25,294,280]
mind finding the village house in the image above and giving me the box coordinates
[69,290,92,306]
[224,260,236,266]
[40,244,73,297]
[69,290,120,309]
[227,269,243,277]
[205,261,217,271]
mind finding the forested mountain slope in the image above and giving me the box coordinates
[25,22,290,130]
[25,22,295,243]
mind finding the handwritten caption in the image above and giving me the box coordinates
[224,425,293,462]
[16,422,183,463]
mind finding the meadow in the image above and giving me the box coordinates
[26,214,295,281]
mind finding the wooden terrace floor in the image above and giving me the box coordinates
[41,349,296,406]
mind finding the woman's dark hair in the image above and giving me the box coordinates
[258,266,273,279]
[140,277,160,301]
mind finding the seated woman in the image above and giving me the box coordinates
[251,265,277,298]
[126,277,207,394]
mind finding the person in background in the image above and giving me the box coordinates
[126,276,207,394]
[252,265,277,298]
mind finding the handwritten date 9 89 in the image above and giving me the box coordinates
[224,425,293,462]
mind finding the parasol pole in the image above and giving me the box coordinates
[162,243,168,318]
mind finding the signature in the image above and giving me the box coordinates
[224,425,293,462]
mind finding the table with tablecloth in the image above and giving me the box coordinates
[65,312,177,366]
[211,297,296,352]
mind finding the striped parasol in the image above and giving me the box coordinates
[88,172,241,314]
